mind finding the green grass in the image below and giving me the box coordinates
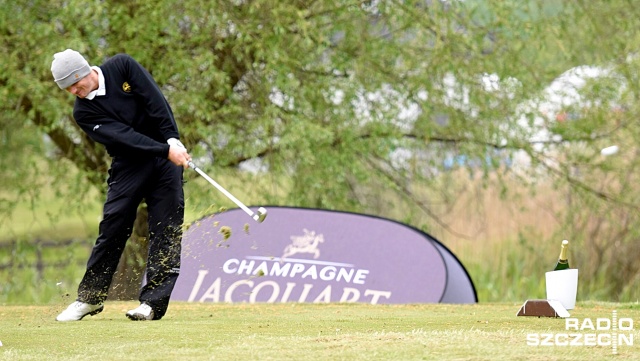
[0,302,638,360]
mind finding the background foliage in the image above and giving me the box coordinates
[2,0,640,302]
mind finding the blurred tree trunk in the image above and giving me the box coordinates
[107,203,149,300]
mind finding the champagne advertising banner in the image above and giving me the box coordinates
[171,207,477,304]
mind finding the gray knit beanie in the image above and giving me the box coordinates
[51,49,91,89]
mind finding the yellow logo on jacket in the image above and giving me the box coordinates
[122,82,131,92]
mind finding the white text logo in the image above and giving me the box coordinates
[526,311,634,354]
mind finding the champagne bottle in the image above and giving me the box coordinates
[553,240,570,271]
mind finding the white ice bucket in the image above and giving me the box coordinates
[545,269,579,310]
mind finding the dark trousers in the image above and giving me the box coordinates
[77,156,184,319]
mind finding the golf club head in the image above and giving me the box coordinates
[253,207,268,223]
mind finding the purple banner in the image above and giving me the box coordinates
[171,207,477,304]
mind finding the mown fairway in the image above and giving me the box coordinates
[0,302,638,360]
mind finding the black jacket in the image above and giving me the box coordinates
[73,54,179,159]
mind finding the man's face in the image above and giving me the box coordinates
[65,74,93,98]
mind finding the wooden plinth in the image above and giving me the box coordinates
[516,299,570,318]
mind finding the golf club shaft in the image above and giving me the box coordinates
[188,161,256,219]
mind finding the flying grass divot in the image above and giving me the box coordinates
[219,226,232,240]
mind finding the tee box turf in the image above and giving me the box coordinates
[516,299,570,318]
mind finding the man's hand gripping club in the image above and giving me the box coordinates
[167,137,191,168]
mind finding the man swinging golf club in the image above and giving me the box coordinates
[51,49,192,321]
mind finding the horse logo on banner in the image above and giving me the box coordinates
[281,229,325,260]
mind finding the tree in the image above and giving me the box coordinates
[2,0,640,300]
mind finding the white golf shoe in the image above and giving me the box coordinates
[126,303,155,321]
[56,301,104,322]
